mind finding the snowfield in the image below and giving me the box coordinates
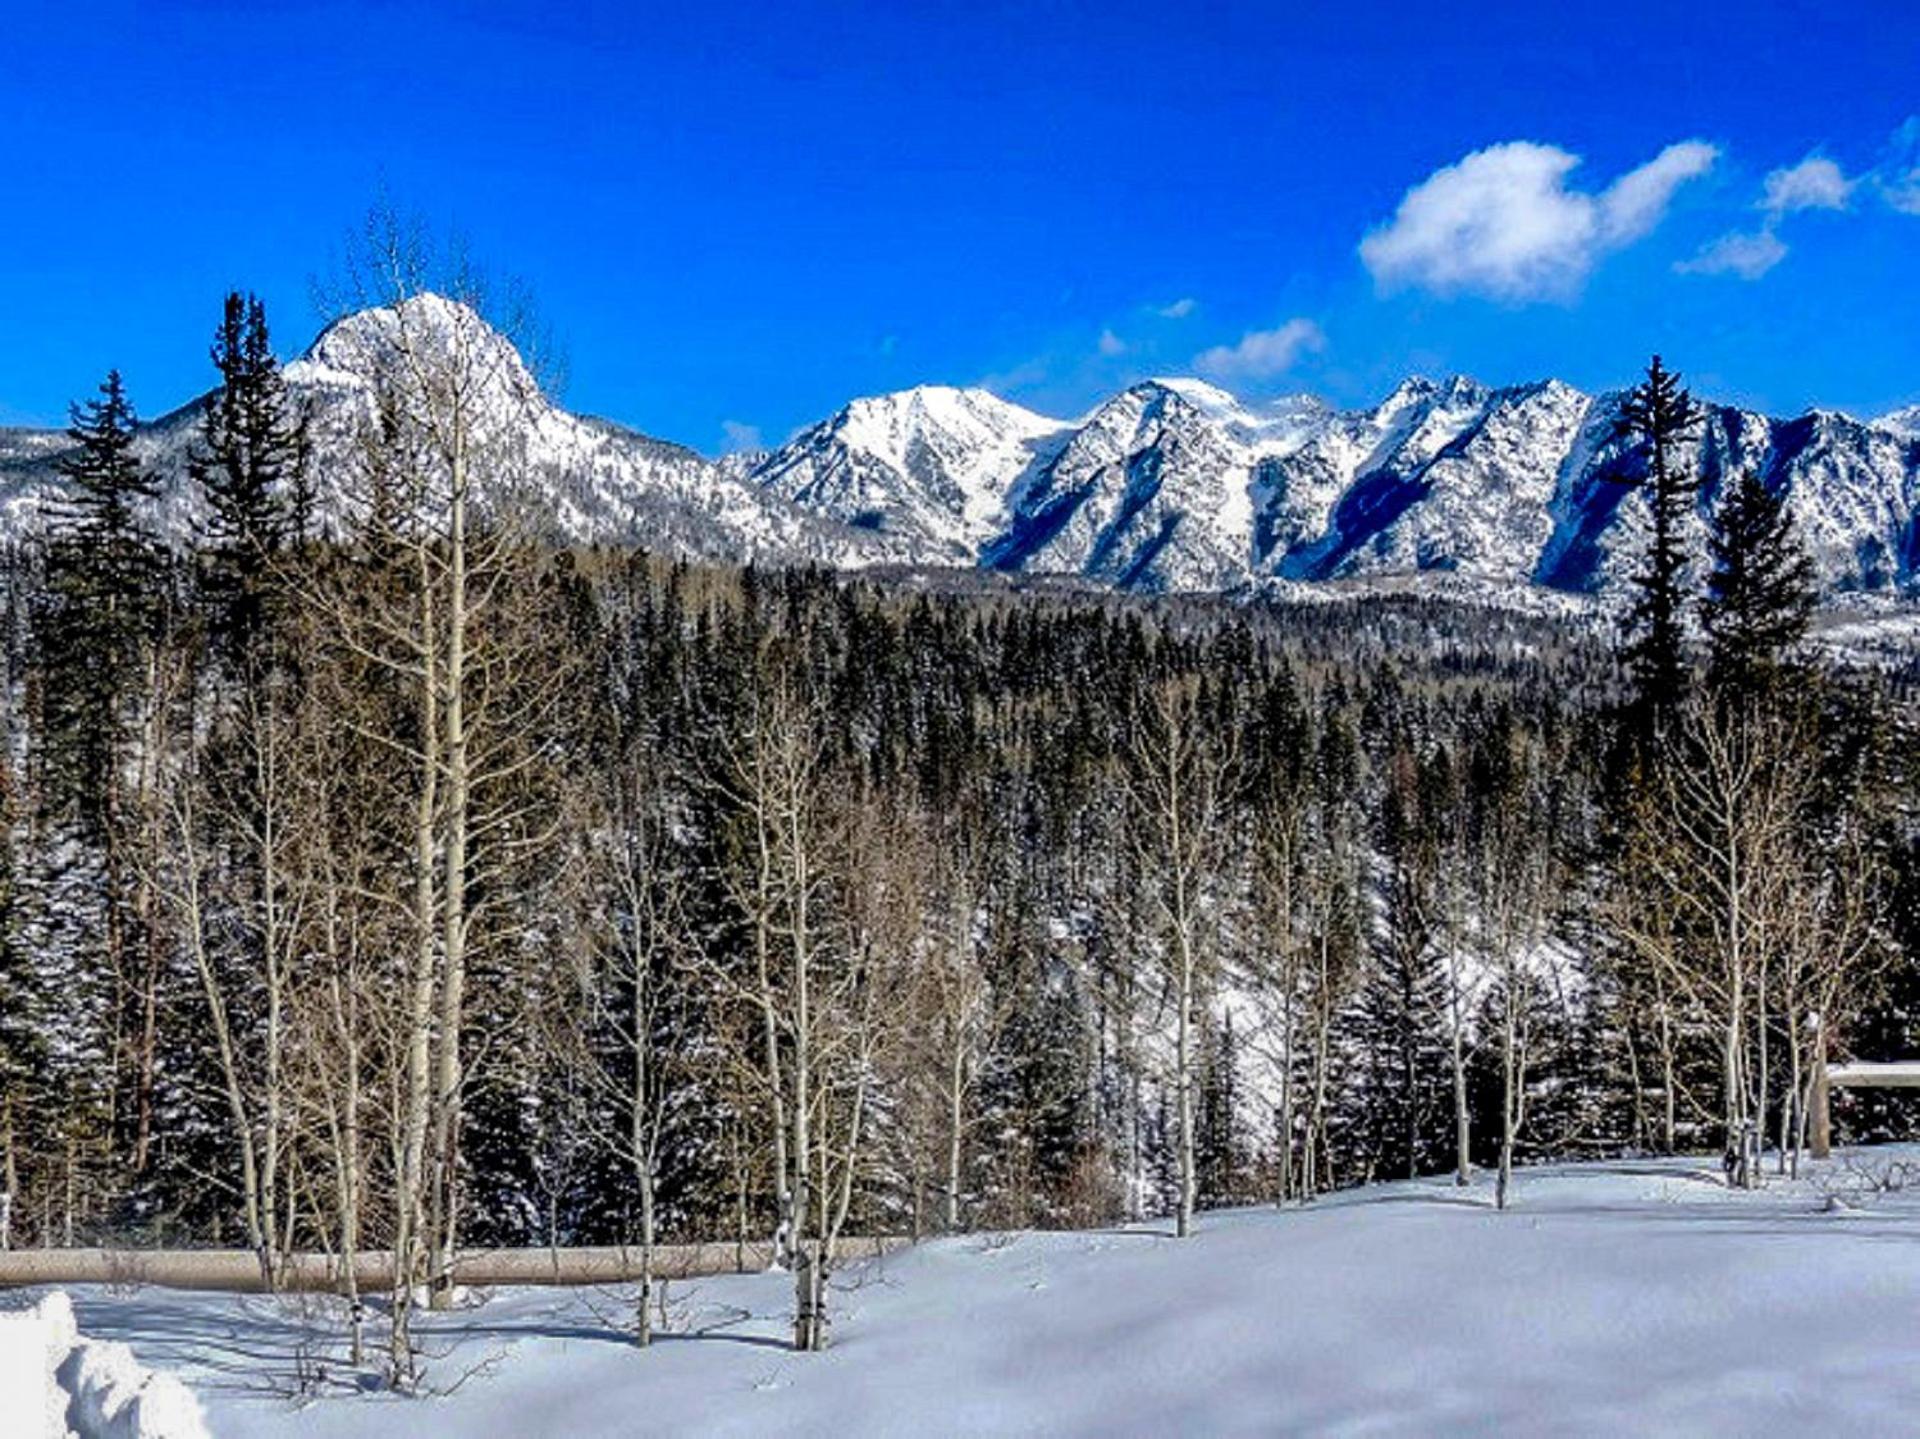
[14,1149,1920,1437]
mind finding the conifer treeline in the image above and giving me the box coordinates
[0,296,1914,1368]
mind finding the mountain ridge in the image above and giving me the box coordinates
[4,296,1917,605]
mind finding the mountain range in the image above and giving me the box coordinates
[4,296,1917,606]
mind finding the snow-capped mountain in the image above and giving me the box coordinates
[956,373,1920,599]
[751,385,1074,560]
[4,296,1918,605]
[0,297,920,571]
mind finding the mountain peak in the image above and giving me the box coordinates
[3,312,1914,605]
[1138,376,1244,411]
[294,293,542,411]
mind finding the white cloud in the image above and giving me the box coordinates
[1598,141,1722,241]
[1193,318,1325,381]
[1676,227,1788,280]
[1678,153,1853,283]
[1098,328,1128,357]
[1360,139,1718,302]
[719,419,763,453]
[1156,297,1198,319]
[1877,117,1920,214]
[1762,155,1853,214]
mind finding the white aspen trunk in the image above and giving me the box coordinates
[790,845,819,1351]
[632,951,655,1348]
[393,541,439,1387]
[1781,1016,1800,1178]
[1305,940,1334,1204]
[1449,948,1471,1187]
[323,880,365,1370]
[944,1035,966,1233]
[258,710,286,1292]
[1,1102,16,1251]
[1175,927,1195,1239]
[1756,953,1772,1179]
[429,433,470,1311]
[750,784,792,1268]
[1169,754,1197,1240]
[340,984,364,1369]
[1725,815,1751,1190]
[1658,998,1677,1155]
[177,797,268,1279]
[1723,1009,1747,1188]
[1275,979,1296,1207]
[1496,978,1519,1212]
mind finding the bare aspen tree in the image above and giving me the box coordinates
[156,671,275,1284]
[1773,797,1886,1174]
[710,668,903,1351]
[825,785,922,1304]
[712,681,797,1271]
[1431,760,1479,1190]
[1127,678,1238,1238]
[709,670,829,1343]
[293,642,387,1367]
[911,821,1009,1234]
[558,746,694,1347]
[310,200,565,1382]
[1468,721,1556,1210]
[1246,776,1307,1204]
[1612,703,1806,1188]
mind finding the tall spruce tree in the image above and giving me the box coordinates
[190,293,305,675]
[43,370,165,823]
[37,371,170,1193]
[1616,356,1703,737]
[1701,471,1816,703]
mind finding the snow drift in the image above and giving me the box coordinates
[0,1290,208,1439]
[32,1148,1920,1436]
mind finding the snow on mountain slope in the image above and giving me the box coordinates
[981,380,1268,590]
[746,385,1072,558]
[5,296,1918,605]
[43,1147,1920,1437]
[1874,403,1920,444]
[1,297,925,571]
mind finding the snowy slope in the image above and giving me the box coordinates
[1874,403,1920,444]
[6,298,1919,603]
[1,297,927,572]
[33,1148,1920,1437]
[746,385,1073,558]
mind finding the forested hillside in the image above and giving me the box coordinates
[3,253,1917,1384]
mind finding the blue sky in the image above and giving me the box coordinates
[4,0,1919,450]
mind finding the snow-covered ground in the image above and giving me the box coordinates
[15,1148,1920,1437]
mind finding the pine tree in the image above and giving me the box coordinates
[1701,471,1816,703]
[1616,356,1702,737]
[42,370,165,825]
[1196,1011,1242,1207]
[1352,745,1450,1181]
[190,292,305,675]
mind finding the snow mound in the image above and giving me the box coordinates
[0,1290,77,1438]
[0,1291,207,1439]
[58,1338,208,1439]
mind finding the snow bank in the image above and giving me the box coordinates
[58,1337,209,1439]
[0,1290,77,1438]
[0,1290,207,1439]
[52,1149,1920,1436]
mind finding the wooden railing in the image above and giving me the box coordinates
[0,1236,910,1293]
